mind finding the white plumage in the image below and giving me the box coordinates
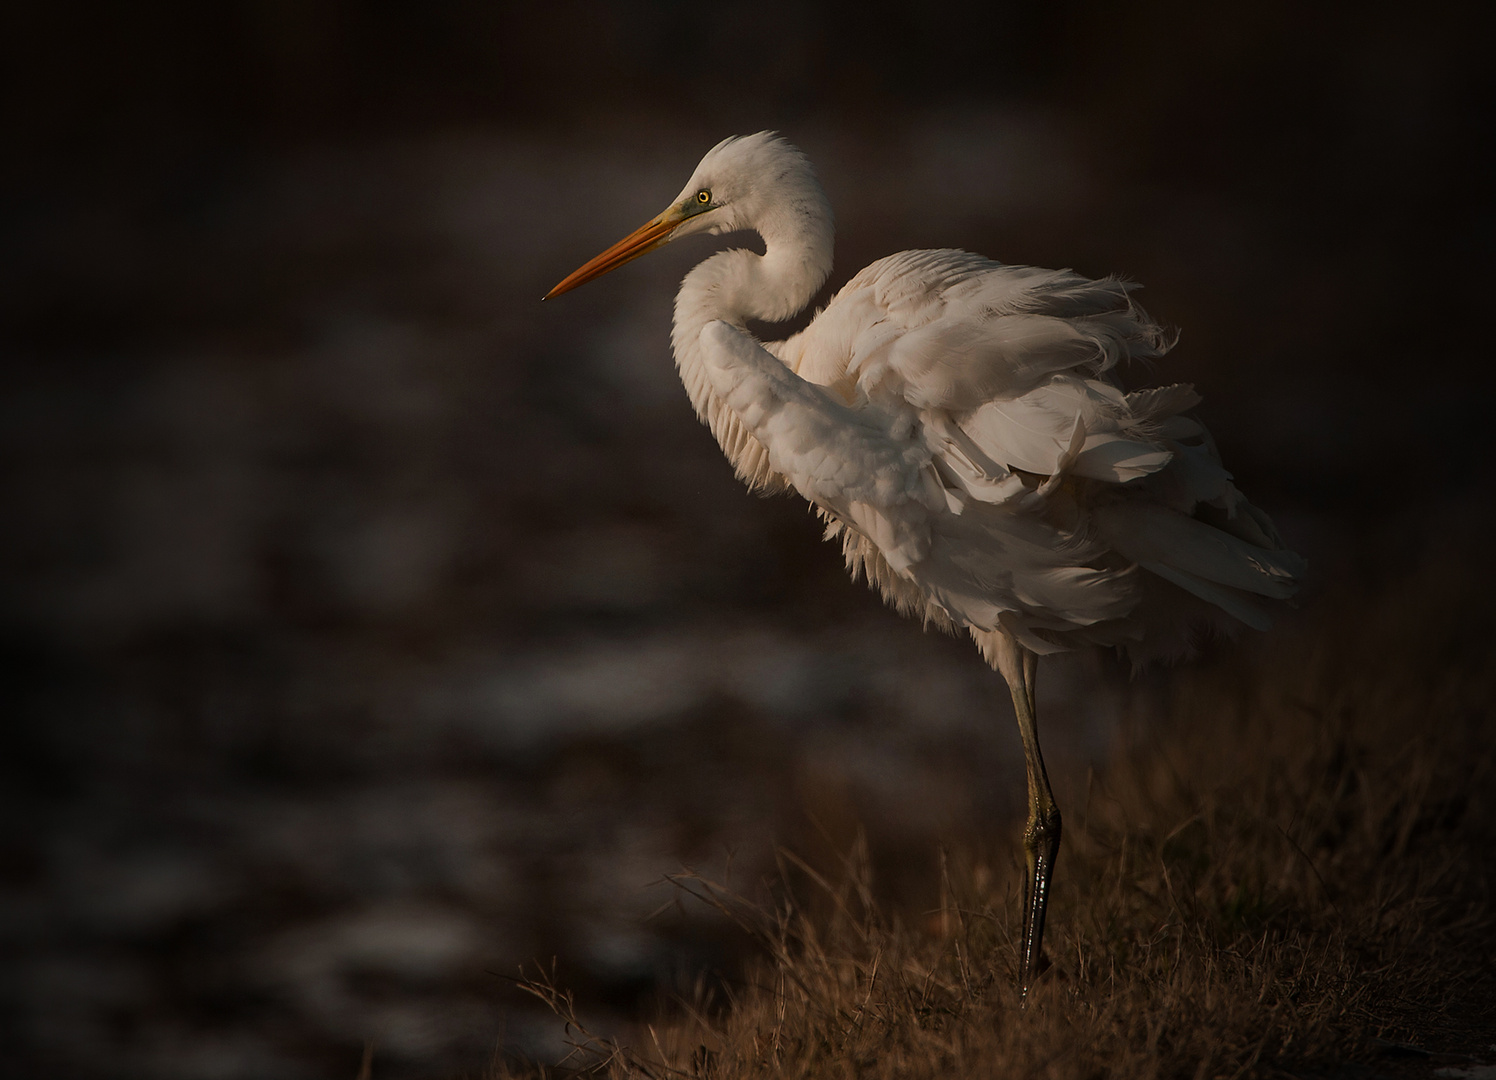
[547,131,1304,997]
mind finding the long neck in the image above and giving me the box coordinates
[670,210,834,432]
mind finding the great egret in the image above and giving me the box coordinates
[546,132,1304,997]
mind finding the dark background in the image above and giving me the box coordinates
[3,2,1492,1076]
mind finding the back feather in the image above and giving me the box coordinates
[700,249,1302,665]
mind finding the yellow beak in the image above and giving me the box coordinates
[544,205,690,300]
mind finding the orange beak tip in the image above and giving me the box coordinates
[543,212,681,301]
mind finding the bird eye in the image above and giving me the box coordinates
[696,189,711,204]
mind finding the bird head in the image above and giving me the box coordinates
[544,132,829,299]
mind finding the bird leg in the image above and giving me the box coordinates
[995,636,1061,1001]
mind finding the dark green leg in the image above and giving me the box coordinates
[996,639,1061,1001]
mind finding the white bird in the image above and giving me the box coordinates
[546,132,1305,997]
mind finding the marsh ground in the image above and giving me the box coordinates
[502,541,1496,1079]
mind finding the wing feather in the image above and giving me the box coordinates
[699,249,1302,657]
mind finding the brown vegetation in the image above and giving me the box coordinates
[507,544,1496,1079]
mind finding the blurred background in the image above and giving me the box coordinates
[3,1,1492,1076]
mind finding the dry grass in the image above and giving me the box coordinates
[504,548,1496,1079]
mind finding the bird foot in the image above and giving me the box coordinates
[1018,805,1062,1002]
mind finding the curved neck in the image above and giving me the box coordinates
[670,211,834,425]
